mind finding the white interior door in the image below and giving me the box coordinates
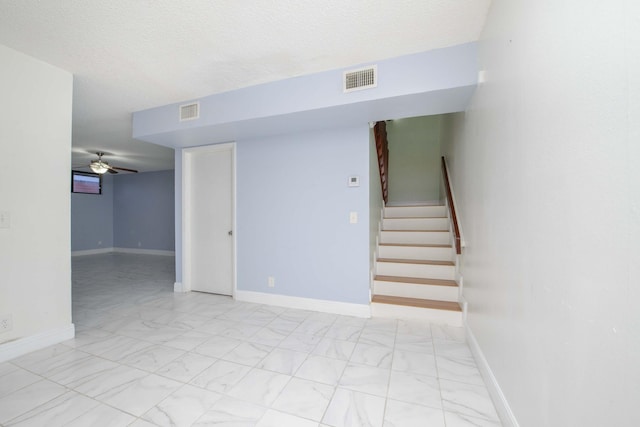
[184,144,234,295]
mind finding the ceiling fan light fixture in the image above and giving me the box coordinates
[90,160,109,174]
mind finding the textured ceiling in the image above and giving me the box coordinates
[0,0,491,172]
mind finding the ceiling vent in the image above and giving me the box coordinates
[343,65,377,93]
[179,102,200,121]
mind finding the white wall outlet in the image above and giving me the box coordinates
[348,176,360,187]
[0,211,10,229]
[0,314,12,333]
[349,211,358,224]
[268,276,275,288]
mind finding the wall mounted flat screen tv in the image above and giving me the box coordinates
[71,171,102,194]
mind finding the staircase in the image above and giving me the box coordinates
[371,204,463,326]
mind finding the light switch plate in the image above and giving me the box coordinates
[348,176,360,187]
[350,211,358,224]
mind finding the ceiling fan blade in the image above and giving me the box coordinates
[111,166,138,173]
[107,167,118,174]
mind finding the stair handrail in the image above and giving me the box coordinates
[373,121,389,204]
[441,156,461,254]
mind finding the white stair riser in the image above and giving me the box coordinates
[380,231,450,245]
[384,206,446,218]
[374,281,458,301]
[371,303,462,326]
[378,245,454,262]
[383,217,449,231]
[376,262,455,280]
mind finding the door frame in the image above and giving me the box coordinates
[182,142,236,295]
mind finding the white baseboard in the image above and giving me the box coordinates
[465,322,519,427]
[113,248,175,256]
[0,324,75,363]
[174,282,190,293]
[235,290,371,318]
[71,248,113,257]
[72,248,175,257]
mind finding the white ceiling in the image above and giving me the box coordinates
[0,0,491,173]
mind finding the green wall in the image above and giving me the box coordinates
[386,115,444,205]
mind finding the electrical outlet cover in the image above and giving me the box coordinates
[0,314,12,333]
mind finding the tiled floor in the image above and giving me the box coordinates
[0,253,501,426]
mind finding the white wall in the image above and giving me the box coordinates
[0,45,73,349]
[369,127,383,270]
[387,116,443,205]
[443,1,640,426]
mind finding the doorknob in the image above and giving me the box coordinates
[228,230,233,236]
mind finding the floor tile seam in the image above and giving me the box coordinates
[437,375,492,389]
[39,353,127,387]
[85,372,186,420]
[190,395,270,426]
[118,347,188,374]
[429,329,451,417]
[435,374,500,423]
[0,364,21,380]
[438,389,501,424]
[101,330,179,350]
[386,396,447,416]
[336,364,392,402]
[269,382,337,424]
[433,352,476,366]
[224,368,296,408]
[198,360,266,398]
[85,387,160,423]
[389,364,439,382]
[0,371,48,401]
[434,354,482,374]
[315,383,348,426]
[379,331,401,426]
[154,350,219,384]
[0,380,103,426]
[442,410,501,425]
[332,361,392,401]
[52,390,135,427]
[137,382,225,427]
[79,339,158,362]
[5,346,87,378]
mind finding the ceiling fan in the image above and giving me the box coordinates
[81,152,138,175]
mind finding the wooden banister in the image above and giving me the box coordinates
[441,157,461,254]
[373,121,389,204]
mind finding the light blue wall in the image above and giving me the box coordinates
[71,175,114,251]
[159,44,480,292]
[113,170,175,251]
[236,126,371,304]
[133,43,478,148]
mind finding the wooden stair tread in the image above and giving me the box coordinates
[372,294,462,312]
[377,258,454,266]
[379,243,452,248]
[381,229,449,233]
[387,204,445,208]
[383,216,448,220]
[374,275,458,287]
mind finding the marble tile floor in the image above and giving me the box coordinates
[0,253,501,426]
